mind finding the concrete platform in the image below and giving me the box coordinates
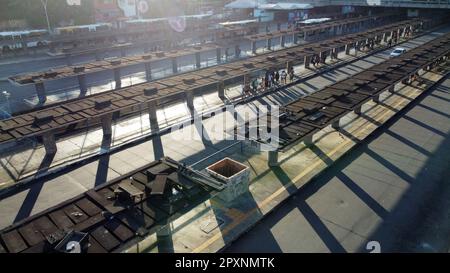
[120,62,450,253]
[224,74,450,253]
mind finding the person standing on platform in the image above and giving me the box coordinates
[252,78,258,93]
[281,70,287,85]
[289,68,295,83]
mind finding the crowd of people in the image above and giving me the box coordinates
[243,66,296,97]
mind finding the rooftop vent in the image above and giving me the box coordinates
[144,87,158,96]
[303,105,319,114]
[374,72,387,78]
[183,78,196,85]
[354,81,368,87]
[109,59,121,66]
[34,112,54,125]
[73,66,85,73]
[44,71,58,78]
[95,98,112,110]
[215,69,227,76]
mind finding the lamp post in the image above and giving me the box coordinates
[40,0,52,33]
[1,91,11,118]
[135,0,139,19]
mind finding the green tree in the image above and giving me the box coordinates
[0,0,94,29]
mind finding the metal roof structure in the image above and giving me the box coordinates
[0,158,212,253]
[0,18,426,146]
[233,33,450,151]
[9,13,401,86]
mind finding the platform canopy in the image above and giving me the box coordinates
[258,3,314,10]
[225,1,314,10]
[225,0,259,9]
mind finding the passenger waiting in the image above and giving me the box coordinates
[275,71,280,83]
[289,69,295,82]
[281,71,287,84]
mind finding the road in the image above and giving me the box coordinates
[224,76,450,253]
[0,24,282,102]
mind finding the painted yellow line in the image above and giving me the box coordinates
[192,84,424,253]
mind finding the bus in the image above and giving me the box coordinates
[0,29,49,54]
[54,23,113,35]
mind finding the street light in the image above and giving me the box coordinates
[1,91,11,119]
[40,0,52,33]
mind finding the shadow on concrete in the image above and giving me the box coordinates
[224,75,450,253]
[13,153,56,223]
[95,136,112,187]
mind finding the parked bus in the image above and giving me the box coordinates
[54,23,113,35]
[0,29,49,53]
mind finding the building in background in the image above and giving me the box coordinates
[94,0,125,23]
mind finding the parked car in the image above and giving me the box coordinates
[390,47,407,57]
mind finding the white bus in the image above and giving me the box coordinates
[0,29,49,53]
[54,23,113,35]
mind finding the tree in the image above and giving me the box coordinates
[0,0,94,29]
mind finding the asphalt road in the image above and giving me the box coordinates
[0,24,287,112]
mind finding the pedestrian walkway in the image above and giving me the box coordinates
[225,73,450,253]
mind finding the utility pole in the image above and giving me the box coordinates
[135,0,139,19]
[40,0,52,33]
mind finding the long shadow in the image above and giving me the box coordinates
[436,84,450,93]
[232,147,347,252]
[360,113,383,126]
[13,182,44,223]
[336,172,389,219]
[320,74,338,84]
[13,153,56,223]
[378,101,399,112]
[95,136,112,187]
[361,119,450,252]
[226,77,450,251]
[302,81,319,91]
[429,93,450,103]
[296,200,347,253]
[392,91,413,101]
[338,128,361,143]
[17,147,37,178]
[35,153,56,178]
[271,166,297,195]
[365,149,415,184]
[190,108,214,149]
[311,144,389,219]
[384,130,431,157]
[418,103,450,119]
[402,115,446,137]
[309,144,333,166]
